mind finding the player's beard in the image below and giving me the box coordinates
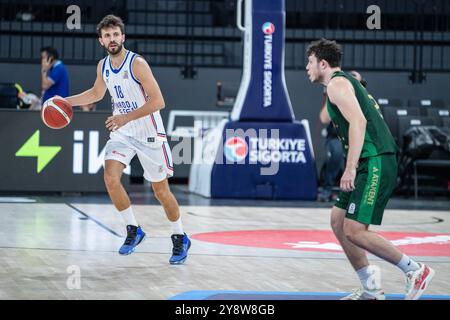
[312,75,322,84]
[310,70,323,84]
[106,42,123,56]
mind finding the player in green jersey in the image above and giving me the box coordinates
[306,38,435,300]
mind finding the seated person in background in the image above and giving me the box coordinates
[14,83,41,110]
[40,46,69,103]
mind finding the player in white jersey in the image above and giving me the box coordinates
[64,15,191,264]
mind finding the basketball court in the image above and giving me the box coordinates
[1,0,450,305]
[1,186,449,300]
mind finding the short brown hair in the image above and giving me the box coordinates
[97,15,125,37]
[306,38,342,68]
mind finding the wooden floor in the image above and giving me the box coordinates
[0,193,449,300]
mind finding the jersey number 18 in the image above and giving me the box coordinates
[114,85,125,99]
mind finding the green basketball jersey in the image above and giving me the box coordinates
[326,71,398,158]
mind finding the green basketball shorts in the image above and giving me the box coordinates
[334,153,398,225]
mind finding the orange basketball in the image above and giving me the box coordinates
[41,97,73,129]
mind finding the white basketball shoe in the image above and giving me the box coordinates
[341,287,386,300]
[341,265,386,300]
[405,263,435,300]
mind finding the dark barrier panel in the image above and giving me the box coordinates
[0,109,129,192]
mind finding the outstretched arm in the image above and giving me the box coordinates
[65,59,107,107]
[327,77,367,192]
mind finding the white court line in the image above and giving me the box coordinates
[0,197,36,203]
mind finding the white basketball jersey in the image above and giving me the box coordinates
[102,50,167,143]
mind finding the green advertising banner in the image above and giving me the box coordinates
[0,109,129,192]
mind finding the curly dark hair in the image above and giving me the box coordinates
[306,38,342,68]
[97,15,125,37]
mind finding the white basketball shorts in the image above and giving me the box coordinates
[104,131,174,182]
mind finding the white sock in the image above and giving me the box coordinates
[120,206,138,227]
[396,254,420,273]
[356,265,381,291]
[171,217,184,235]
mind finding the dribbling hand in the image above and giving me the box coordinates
[106,114,130,131]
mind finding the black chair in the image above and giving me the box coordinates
[424,108,450,127]
[377,97,404,108]
[443,117,450,129]
[399,123,450,199]
[413,135,450,200]
[0,83,19,109]
[413,157,450,199]
[408,98,446,109]
[397,116,437,149]
[382,107,420,144]
[216,81,239,109]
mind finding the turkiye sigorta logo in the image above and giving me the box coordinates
[224,137,248,162]
[262,22,275,35]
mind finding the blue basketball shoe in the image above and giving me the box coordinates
[119,225,146,255]
[169,233,191,265]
